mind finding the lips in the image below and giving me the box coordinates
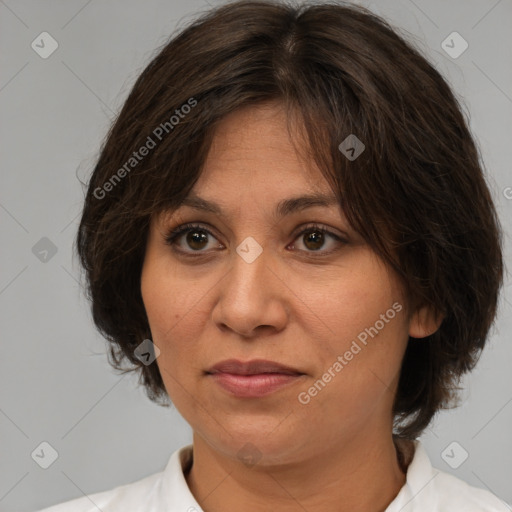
[206,359,305,398]
[206,359,304,376]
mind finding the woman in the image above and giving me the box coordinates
[38,1,508,510]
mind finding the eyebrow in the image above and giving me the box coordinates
[178,192,340,218]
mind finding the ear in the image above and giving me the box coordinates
[409,304,444,339]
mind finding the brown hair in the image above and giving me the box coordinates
[76,0,503,439]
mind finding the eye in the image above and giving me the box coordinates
[164,223,222,254]
[289,224,347,255]
[164,222,347,257]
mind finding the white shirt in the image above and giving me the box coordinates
[36,440,510,511]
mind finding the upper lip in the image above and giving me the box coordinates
[206,359,304,376]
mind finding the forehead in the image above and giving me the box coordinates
[190,102,333,201]
[155,102,346,227]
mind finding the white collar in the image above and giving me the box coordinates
[385,440,437,511]
[160,442,200,510]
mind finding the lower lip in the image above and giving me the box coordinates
[208,372,304,397]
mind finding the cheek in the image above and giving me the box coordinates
[301,257,408,407]
[305,255,405,352]
[140,266,193,401]
[140,255,213,387]
[312,302,408,416]
[141,253,202,335]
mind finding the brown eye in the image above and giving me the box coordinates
[302,230,326,251]
[290,225,346,255]
[185,229,209,250]
[165,223,221,253]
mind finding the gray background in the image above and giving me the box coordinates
[0,0,511,510]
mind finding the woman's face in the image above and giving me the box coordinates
[141,102,432,465]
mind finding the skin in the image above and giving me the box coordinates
[141,101,442,512]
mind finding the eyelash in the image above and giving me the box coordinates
[164,222,347,258]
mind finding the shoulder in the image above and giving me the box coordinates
[33,444,197,512]
[431,467,510,511]
[34,468,164,512]
[398,440,510,512]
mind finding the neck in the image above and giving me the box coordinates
[185,430,411,512]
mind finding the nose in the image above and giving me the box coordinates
[211,243,289,339]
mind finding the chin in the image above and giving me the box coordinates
[201,424,310,467]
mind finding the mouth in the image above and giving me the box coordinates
[206,358,304,376]
[205,359,306,398]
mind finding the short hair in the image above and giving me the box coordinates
[76,0,503,439]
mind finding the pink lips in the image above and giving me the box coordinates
[206,359,305,398]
